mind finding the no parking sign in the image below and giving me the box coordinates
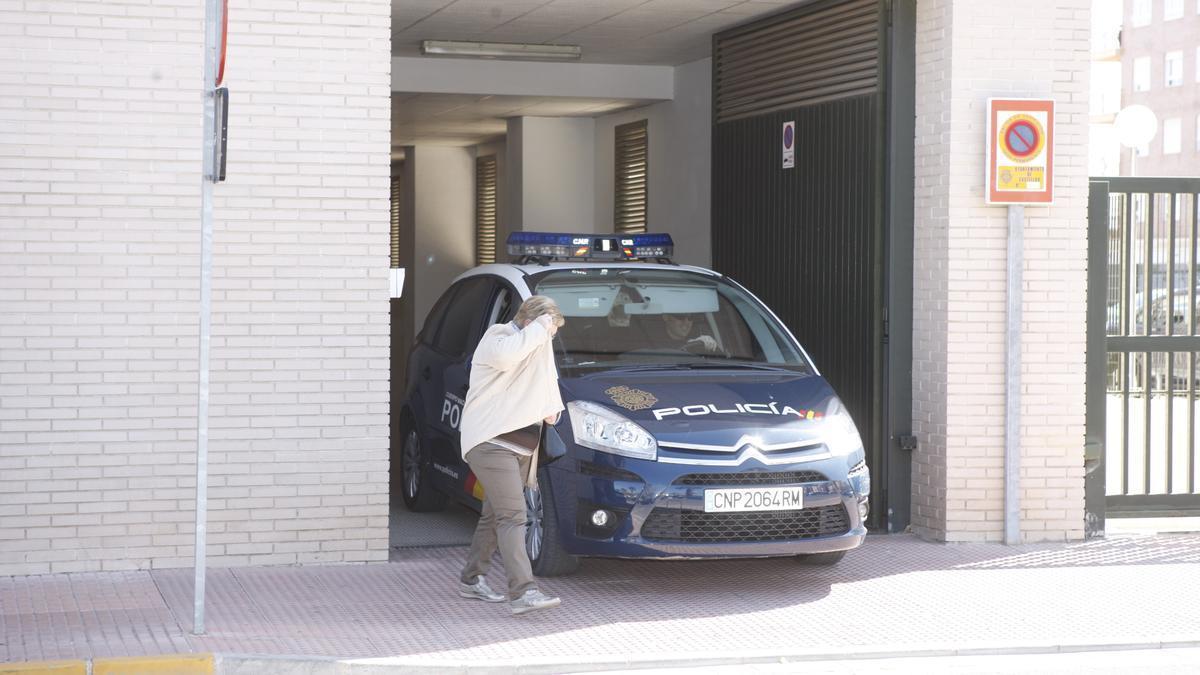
[986,98,1054,204]
[782,120,795,169]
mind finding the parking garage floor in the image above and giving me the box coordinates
[3,533,1199,671]
[389,500,477,551]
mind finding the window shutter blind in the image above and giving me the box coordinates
[713,0,880,123]
[614,119,648,234]
[390,172,401,269]
[475,155,498,265]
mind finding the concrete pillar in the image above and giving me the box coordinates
[506,117,596,234]
[406,146,476,327]
[912,0,1091,542]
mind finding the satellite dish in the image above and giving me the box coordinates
[1114,105,1158,148]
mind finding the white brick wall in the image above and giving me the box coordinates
[913,0,1090,542]
[911,0,953,540]
[0,0,392,575]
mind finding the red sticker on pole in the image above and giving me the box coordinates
[216,0,228,86]
[985,98,1054,205]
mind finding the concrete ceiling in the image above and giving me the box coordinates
[392,1,800,151]
[392,92,649,148]
[392,0,799,66]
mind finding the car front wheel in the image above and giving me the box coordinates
[525,467,579,576]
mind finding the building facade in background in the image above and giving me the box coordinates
[1119,0,1200,175]
[1089,0,1123,176]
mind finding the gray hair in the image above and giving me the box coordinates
[514,295,565,328]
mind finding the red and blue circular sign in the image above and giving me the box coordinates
[783,123,794,150]
[999,114,1045,163]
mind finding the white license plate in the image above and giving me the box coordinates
[703,487,804,513]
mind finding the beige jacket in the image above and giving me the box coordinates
[459,320,565,465]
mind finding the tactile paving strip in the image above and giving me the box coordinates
[0,570,190,661]
[2,534,1199,664]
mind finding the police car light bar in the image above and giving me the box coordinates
[506,232,674,261]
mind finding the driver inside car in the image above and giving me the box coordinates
[601,288,720,356]
[662,312,720,354]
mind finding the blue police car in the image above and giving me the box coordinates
[398,232,870,576]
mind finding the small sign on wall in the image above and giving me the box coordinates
[985,98,1054,204]
[782,121,795,169]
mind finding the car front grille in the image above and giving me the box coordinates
[640,504,850,543]
[674,470,827,486]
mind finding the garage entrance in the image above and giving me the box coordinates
[386,0,916,547]
[385,96,665,551]
[710,0,915,532]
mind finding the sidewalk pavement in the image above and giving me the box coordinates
[2,533,1199,673]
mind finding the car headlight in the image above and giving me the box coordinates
[567,400,657,461]
[848,459,869,479]
[823,401,864,457]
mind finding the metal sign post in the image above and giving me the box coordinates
[194,0,227,636]
[1004,204,1023,546]
[985,98,1055,546]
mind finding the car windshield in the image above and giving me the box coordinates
[529,267,813,375]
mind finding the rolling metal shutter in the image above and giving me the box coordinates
[712,0,899,530]
[475,155,498,265]
[713,0,880,124]
[614,119,649,234]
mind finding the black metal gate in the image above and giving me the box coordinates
[1088,177,1200,519]
[711,0,914,532]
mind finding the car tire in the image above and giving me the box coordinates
[796,550,847,566]
[525,467,580,577]
[400,425,448,512]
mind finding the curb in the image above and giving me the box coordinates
[6,642,1200,675]
[216,639,1200,674]
[0,654,213,675]
[0,662,85,675]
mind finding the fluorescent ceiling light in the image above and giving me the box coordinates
[420,40,582,61]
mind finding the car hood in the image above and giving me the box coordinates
[558,368,842,448]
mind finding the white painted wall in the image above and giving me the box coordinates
[410,146,476,327]
[511,117,596,233]
[593,58,712,267]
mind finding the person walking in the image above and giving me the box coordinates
[456,295,566,616]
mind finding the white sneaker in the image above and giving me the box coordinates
[510,588,561,616]
[458,577,505,603]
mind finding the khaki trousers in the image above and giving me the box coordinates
[460,443,537,600]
